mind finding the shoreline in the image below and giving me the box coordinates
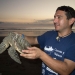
[0,29,75,37]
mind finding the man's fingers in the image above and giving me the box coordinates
[22,49,33,54]
[20,52,34,59]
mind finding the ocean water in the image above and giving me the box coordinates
[0,22,54,36]
[0,22,75,36]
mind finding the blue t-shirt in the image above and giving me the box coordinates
[37,30,75,75]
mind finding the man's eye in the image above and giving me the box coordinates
[58,16,61,19]
[58,16,62,19]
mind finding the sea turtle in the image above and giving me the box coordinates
[0,32,31,64]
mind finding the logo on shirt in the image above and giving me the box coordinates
[44,46,65,58]
[44,46,54,51]
[44,46,54,54]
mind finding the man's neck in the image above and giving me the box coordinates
[57,30,72,38]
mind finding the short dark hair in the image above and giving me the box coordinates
[56,6,75,19]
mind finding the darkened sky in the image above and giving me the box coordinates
[0,0,75,23]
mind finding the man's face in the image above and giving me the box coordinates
[53,10,70,32]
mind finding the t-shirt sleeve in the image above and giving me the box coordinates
[64,44,75,62]
[37,30,54,50]
[37,32,46,49]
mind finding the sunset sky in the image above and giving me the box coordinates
[0,0,75,23]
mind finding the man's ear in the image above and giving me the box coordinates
[69,18,75,25]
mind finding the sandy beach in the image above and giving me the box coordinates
[0,28,75,75]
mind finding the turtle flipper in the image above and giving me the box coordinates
[0,36,9,54]
[0,42,9,53]
[8,46,21,64]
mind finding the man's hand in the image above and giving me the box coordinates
[20,47,43,59]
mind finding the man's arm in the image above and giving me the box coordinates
[24,36,38,45]
[40,51,75,75]
[20,47,75,75]
[14,32,38,45]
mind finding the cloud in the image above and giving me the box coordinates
[32,19,54,24]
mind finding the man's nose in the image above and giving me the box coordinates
[53,18,58,23]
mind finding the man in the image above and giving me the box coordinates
[20,6,75,75]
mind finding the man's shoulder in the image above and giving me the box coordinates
[45,30,57,34]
